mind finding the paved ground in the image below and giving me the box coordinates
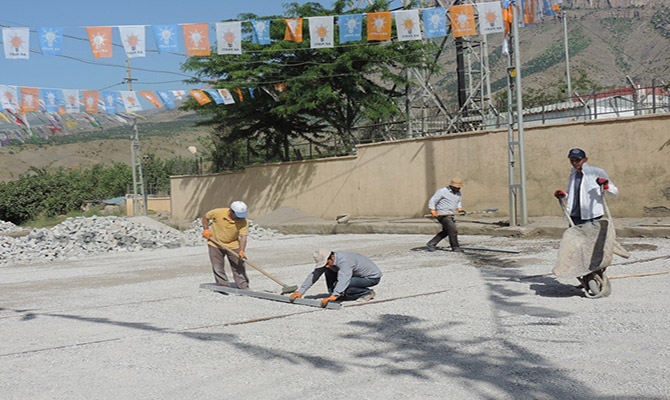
[1,225,669,399]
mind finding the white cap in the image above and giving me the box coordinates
[313,249,331,267]
[230,201,248,218]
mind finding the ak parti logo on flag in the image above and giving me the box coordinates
[182,23,211,56]
[449,4,476,38]
[284,18,303,43]
[20,87,39,113]
[366,12,392,42]
[2,27,30,59]
[119,25,146,58]
[86,26,113,58]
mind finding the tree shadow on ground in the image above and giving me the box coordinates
[341,312,650,399]
[465,251,586,298]
[338,259,664,400]
[3,306,346,372]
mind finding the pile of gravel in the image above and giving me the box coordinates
[0,220,23,234]
[0,216,282,266]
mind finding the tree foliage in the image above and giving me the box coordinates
[494,68,600,110]
[181,0,439,172]
[0,155,196,225]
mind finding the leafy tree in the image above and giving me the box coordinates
[494,69,600,110]
[0,156,192,225]
[181,0,439,171]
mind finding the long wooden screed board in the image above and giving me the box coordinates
[199,283,342,310]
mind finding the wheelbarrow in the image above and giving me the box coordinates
[553,194,630,298]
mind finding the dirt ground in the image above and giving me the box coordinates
[1,232,669,399]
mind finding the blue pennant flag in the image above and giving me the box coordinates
[543,0,556,16]
[422,8,447,38]
[38,27,63,56]
[204,90,225,105]
[152,25,180,54]
[156,90,176,110]
[100,91,119,114]
[338,14,362,44]
[251,20,271,45]
[39,88,64,113]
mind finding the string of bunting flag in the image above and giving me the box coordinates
[0,0,562,140]
[3,1,560,61]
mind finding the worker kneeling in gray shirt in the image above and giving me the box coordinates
[290,250,382,307]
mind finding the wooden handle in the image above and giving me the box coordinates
[207,237,288,287]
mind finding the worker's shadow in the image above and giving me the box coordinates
[526,275,585,298]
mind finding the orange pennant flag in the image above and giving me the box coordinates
[20,87,39,113]
[523,0,536,24]
[449,5,477,38]
[86,26,114,58]
[183,23,211,56]
[189,89,212,105]
[367,12,392,41]
[139,91,164,108]
[274,83,287,93]
[82,90,100,113]
[284,18,303,43]
[234,88,244,102]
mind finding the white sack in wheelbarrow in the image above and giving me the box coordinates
[553,220,630,278]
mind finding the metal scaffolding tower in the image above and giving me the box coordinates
[404,0,527,225]
[405,0,494,136]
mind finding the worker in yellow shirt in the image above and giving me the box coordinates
[201,201,250,288]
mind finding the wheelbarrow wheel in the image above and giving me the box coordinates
[587,277,602,298]
[596,271,611,297]
[582,270,611,299]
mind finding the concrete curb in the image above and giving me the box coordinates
[260,217,670,239]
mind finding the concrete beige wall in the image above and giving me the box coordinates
[126,197,172,217]
[170,114,670,221]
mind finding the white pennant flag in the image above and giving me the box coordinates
[309,16,334,48]
[478,2,504,35]
[119,91,143,112]
[0,85,19,112]
[62,90,81,114]
[395,9,422,41]
[216,21,242,55]
[2,27,30,59]
[218,89,236,105]
[118,25,146,58]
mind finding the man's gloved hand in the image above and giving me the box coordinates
[239,250,246,259]
[457,208,467,216]
[289,292,302,302]
[430,209,438,217]
[202,229,212,239]
[320,295,338,308]
[596,177,610,190]
[554,190,567,199]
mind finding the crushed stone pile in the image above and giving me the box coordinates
[0,220,23,233]
[0,216,282,266]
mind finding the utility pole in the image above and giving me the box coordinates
[506,2,528,226]
[563,8,572,101]
[125,59,147,216]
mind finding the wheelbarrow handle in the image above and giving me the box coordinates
[557,197,575,227]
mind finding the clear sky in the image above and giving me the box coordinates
[0,0,403,94]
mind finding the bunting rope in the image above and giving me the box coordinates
[0,1,563,139]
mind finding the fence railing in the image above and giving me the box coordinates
[278,83,670,163]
